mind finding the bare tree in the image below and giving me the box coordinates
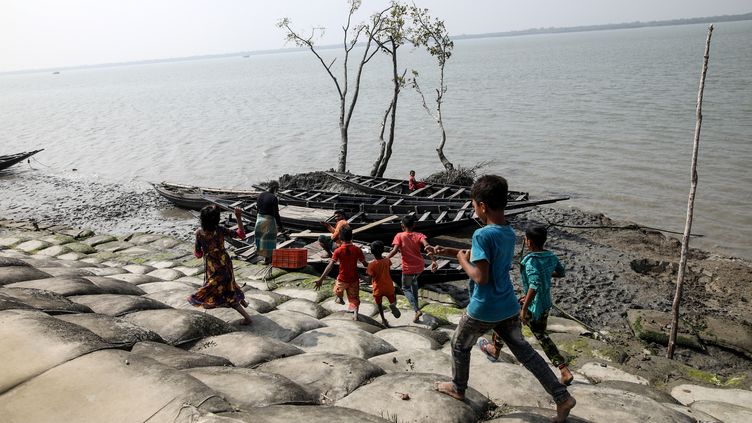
[277,1,391,172]
[667,25,713,359]
[370,2,409,177]
[409,5,454,171]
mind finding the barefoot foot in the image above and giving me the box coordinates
[433,381,465,400]
[239,318,252,326]
[381,319,390,328]
[559,366,574,386]
[553,395,576,423]
[413,310,423,323]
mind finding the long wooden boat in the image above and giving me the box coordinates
[221,229,467,285]
[324,171,529,201]
[152,181,261,211]
[275,186,569,215]
[0,149,44,171]
[209,197,532,242]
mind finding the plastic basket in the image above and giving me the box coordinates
[271,248,308,269]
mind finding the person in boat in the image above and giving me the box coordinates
[318,209,349,257]
[430,175,575,422]
[367,240,401,327]
[255,181,284,265]
[408,170,427,191]
[386,214,437,323]
[314,226,367,320]
[188,205,253,325]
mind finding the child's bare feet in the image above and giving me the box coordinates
[559,365,574,386]
[334,296,345,305]
[239,318,252,326]
[413,310,423,323]
[433,381,464,400]
[553,395,576,422]
[352,308,359,321]
[381,319,390,327]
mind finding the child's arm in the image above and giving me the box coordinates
[552,259,565,278]
[385,244,400,260]
[519,287,536,324]
[193,230,204,258]
[457,250,490,284]
[421,239,438,272]
[233,207,246,239]
[314,258,336,290]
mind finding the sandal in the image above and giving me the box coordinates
[477,338,499,362]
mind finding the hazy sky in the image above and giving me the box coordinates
[1,0,749,72]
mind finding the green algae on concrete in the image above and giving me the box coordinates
[65,242,97,254]
[420,303,464,325]
[40,234,76,246]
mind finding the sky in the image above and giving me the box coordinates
[1,0,749,72]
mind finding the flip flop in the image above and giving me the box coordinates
[477,338,499,362]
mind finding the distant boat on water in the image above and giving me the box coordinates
[52,71,60,74]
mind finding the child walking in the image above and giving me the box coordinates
[386,214,437,323]
[188,205,253,325]
[479,224,574,385]
[315,226,367,320]
[367,240,401,327]
[431,175,575,423]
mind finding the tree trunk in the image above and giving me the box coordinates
[436,122,453,171]
[376,43,401,177]
[338,123,348,172]
[667,25,713,359]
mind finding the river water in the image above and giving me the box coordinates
[1,21,750,259]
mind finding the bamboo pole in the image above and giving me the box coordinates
[667,25,713,359]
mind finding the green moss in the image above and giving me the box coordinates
[128,257,147,265]
[65,242,96,254]
[683,368,748,387]
[521,325,534,338]
[420,303,463,325]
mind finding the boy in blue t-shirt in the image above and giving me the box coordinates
[430,175,575,423]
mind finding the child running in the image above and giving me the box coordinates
[315,226,367,320]
[386,214,437,323]
[430,175,575,423]
[188,205,253,325]
[367,240,401,327]
[478,224,574,385]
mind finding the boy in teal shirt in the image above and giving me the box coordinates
[431,175,575,423]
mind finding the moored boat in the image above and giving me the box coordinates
[0,149,44,172]
[152,182,261,210]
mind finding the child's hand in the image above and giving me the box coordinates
[313,278,323,290]
[430,260,438,273]
[519,309,530,325]
[234,207,243,216]
[425,245,436,255]
[433,246,447,256]
[457,249,470,261]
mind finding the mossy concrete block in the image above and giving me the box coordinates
[697,316,752,359]
[56,313,164,347]
[175,276,204,286]
[243,280,273,291]
[322,311,386,330]
[64,242,96,254]
[291,326,396,359]
[274,286,328,303]
[578,361,649,385]
[123,308,235,346]
[95,241,133,253]
[569,384,695,423]
[627,309,703,350]
[173,265,203,276]
[691,400,752,423]
[551,333,627,365]
[128,234,163,245]
[421,302,464,325]
[671,384,752,409]
[323,318,384,334]
[374,328,441,351]
[39,234,76,246]
[190,331,303,367]
[274,272,315,286]
[277,298,329,319]
[257,352,385,402]
[15,240,51,253]
[7,276,104,297]
[83,235,118,247]
[107,273,162,285]
[56,252,87,261]
[86,251,118,262]
[149,237,182,249]
[131,341,232,369]
[320,297,378,317]
[80,267,127,277]
[217,405,393,422]
[37,267,95,278]
[185,366,315,408]
[58,228,95,240]
[369,349,453,376]
[180,257,205,268]
[69,294,168,316]
[547,316,591,335]
[248,310,326,342]
[237,264,288,281]
[148,260,177,269]
[122,264,156,274]
[147,268,185,281]
[36,245,72,257]
[0,237,24,248]
[120,246,158,256]
[0,266,52,286]
[83,276,146,296]
[244,289,290,307]
[337,372,491,423]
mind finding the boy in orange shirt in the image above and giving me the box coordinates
[367,240,401,327]
[315,226,367,320]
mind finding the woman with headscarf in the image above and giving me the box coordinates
[255,181,284,264]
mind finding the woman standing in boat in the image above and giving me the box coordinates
[255,181,284,264]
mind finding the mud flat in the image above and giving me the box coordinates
[1,209,751,422]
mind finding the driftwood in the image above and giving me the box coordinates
[668,24,713,359]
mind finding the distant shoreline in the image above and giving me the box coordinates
[2,11,750,76]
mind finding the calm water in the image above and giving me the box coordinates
[1,22,751,259]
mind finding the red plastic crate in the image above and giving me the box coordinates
[271,248,308,269]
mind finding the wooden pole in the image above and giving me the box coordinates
[667,24,713,359]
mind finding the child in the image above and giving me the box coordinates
[478,224,574,386]
[430,175,575,423]
[315,226,367,320]
[367,240,401,327]
[386,214,437,323]
[188,205,253,325]
[408,170,426,191]
[318,209,349,257]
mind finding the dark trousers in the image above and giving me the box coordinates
[492,310,567,367]
[451,313,570,404]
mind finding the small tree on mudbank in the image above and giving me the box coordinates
[410,6,455,171]
[277,1,391,173]
[370,2,409,177]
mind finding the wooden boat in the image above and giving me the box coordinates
[221,228,467,285]
[208,197,532,242]
[152,181,261,211]
[325,171,529,201]
[275,186,569,215]
[0,149,44,171]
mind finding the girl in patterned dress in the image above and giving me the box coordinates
[188,205,252,325]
